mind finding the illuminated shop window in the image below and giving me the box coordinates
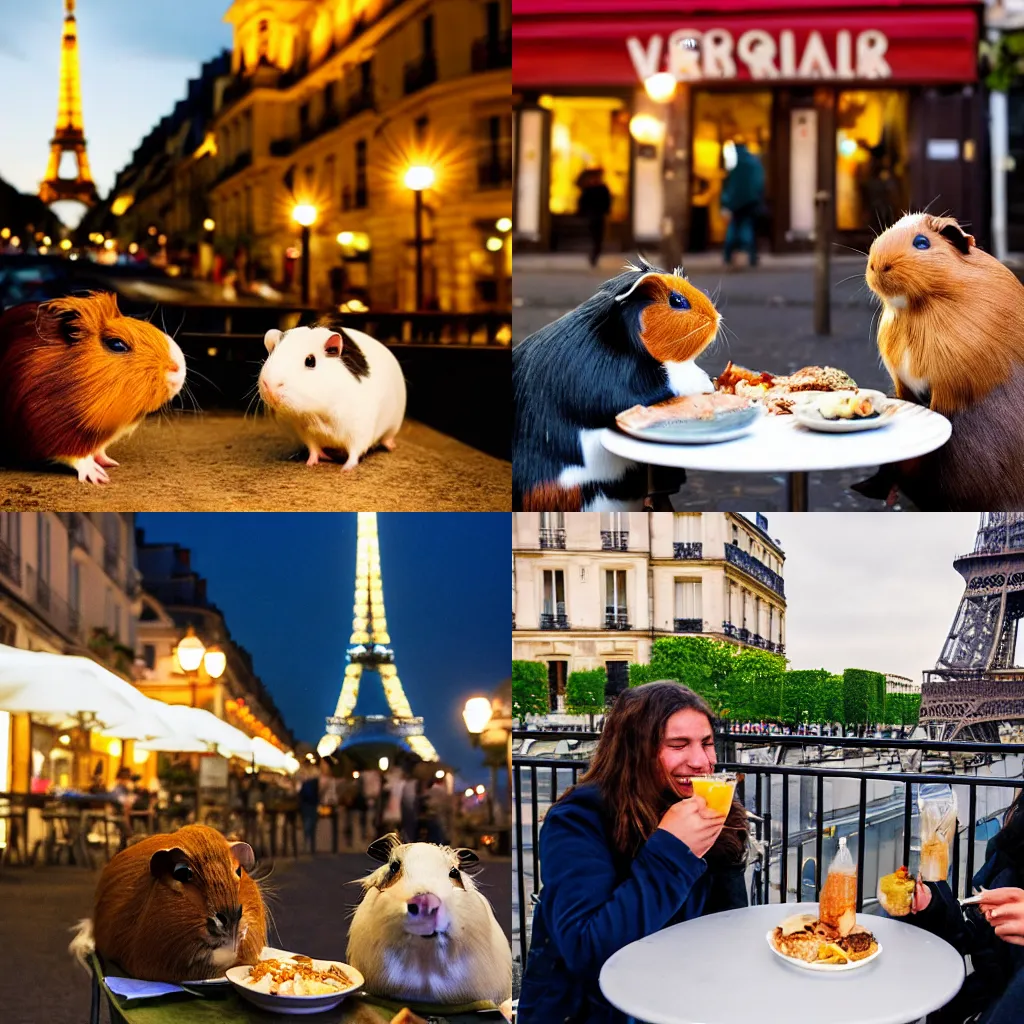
[835,91,909,232]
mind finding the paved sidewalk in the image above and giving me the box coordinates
[0,851,512,1024]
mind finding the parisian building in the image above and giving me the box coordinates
[512,512,787,714]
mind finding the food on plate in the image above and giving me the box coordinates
[615,392,752,431]
[771,915,879,965]
[816,393,879,420]
[715,361,861,414]
[878,866,917,917]
[390,1011,430,1024]
[244,957,355,996]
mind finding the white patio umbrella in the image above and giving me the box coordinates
[136,703,254,760]
[251,736,294,773]
[0,643,167,738]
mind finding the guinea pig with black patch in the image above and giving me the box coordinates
[0,291,186,483]
[854,212,1024,509]
[258,321,406,469]
[513,256,722,511]
[69,824,266,982]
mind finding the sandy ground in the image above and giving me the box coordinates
[0,413,510,511]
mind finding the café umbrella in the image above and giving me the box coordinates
[250,736,295,773]
[135,703,254,760]
[0,643,167,739]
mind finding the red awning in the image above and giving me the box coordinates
[513,6,980,87]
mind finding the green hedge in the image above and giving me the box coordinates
[512,660,548,723]
[843,668,887,726]
[565,668,608,716]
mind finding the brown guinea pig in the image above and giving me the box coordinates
[0,291,186,483]
[861,212,1024,509]
[85,824,266,981]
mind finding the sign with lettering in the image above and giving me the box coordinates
[627,28,892,83]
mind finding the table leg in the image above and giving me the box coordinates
[787,471,809,511]
[644,465,674,511]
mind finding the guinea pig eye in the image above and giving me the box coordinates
[103,337,131,353]
[389,860,401,875]
[236,865,242,878]
[668,291,690,310]
[912,234,931,250]
[305,354,316,368]
[172,863,193,884]
[449,867,460,881]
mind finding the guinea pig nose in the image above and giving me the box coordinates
[882,263,892,273]
[407,893,441,919]
[868,261,874,272]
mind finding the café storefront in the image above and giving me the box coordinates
[513,0,987,254]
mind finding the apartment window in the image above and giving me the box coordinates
[299,101,310,135]
[113,604,122,642]
[605,569,628,628]
[422,15,434,54]
[477,113,513,189]
[68,559,80,612]
[486,0,500,41]
[539,513,565,549]
[37,514,51,583]
[754,595,762,637]
[324,80,336,112]
[0,513,20,555]
[600,512,628,550]
[606,661,629,702]
[414,115,429,143]
[674,515,699,543]
[768,604,775,643]
[105,588,114,634]
[257,18,270,62]
[355,139,368,207]
[732,524,740,546]
[674,580,702,630]
[547,661,567,711]
[360,59,372,94]
[143,644,157,670]
[541,569,566,628]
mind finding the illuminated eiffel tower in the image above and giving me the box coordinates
[921,513,1024,740]
[319,513,438,762]
[39,0,99,207]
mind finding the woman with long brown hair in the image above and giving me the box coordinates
[517,682,749,1024]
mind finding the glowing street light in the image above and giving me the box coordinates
[403,166,435,191]
[202,218,216,232]
[291,204,318,305]
[317,734,340,757]
[378,756,389,772]
[403,166,435,310]
[292,204,317,227]
[59,239,72,252]
[336,231,354,246]
[203,646,227,679]
[176,626,206,672]
[485,236,503,253]
[644,71,678,103]
[495,217,512,233]
[463,697,493,734]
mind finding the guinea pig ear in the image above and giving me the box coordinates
[454,848,480,868]
[323,333,343,357]
[37,301,84,345]
[366,834,399,863]
[264,329,282,354]
[613,272,660,303]
[149,847,186,878]
[229,841,255,872]
[938,223,975,255]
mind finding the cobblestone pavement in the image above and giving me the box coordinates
[513,254,905,511]
[0,850,512,1024]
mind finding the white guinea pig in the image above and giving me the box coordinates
[347,835,512,1007]
[258,323,406,469]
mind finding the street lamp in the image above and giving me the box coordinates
[463,690,512,828]
[175,626,206,707]
[403,165,435,310]
[203,218,216,232]
[292,204,318,306]
[203,645,227,680]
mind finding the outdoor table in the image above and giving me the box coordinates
[598,402,951,511]
[599,903,965,1024]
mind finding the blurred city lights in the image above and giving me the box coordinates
[403,165,435,191]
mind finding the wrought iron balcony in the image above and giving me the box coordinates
[68,513,88,553]
[673,542,703,560]
[600,531,629,551]
[539,528,566,549]
[674,618,703,633]
[724,542,786,598]
[103,546,121,581]
[344,86,374,119]
[604,612,631,630]
[722,621,737,637]
[403,52,438,95]
[0,540,21,587]
[749,633,767,649]
[539,612,570,630]
[471,30,512,71]
[737,627,750,642]
[36,576,51,611]
[68,607,80,636]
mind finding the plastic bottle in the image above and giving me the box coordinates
[820,836,858,936]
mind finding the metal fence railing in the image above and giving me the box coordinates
[512,730,1024,967]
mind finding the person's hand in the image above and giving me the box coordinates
[657,796,726,858]
[979,887,1024,945]
[911,873,931,914]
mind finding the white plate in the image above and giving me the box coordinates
[226,956,364,1016]
[766,929,882,972]
[176,945,293,989]
[791,397,895,433]
[616,404,764,445]
[783,388,888,407]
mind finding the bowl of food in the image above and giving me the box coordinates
[791,391,894,432]
[767,912,881,972]
[615,392,763,444]
[878,866,917,917]
[226,953,363,1015]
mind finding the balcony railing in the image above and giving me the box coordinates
[604,611,630,630]
[23,565,79,640]
[403,52,438,95]
[0,540,21,587]
[344,86,374,119]
[600,531,628,551]
[539,528,566,549]
[724,542,786,598]
[674,617,703,633]
[673,542,703,560]
[539,612,570,630]
[471,30,512,71]
[211,150,252,187]
[36,576,51,611]
[512,730,1024,966]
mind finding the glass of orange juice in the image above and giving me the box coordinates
[688,773,737,815]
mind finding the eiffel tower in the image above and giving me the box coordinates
[39,0,100,208]
[319,513,439,763]
[921,513,1024,741]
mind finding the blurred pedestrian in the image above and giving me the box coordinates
[577,167,612,268]
[721,140,765,269]
[423,777,450,845]
[298,765,319,854]
[361,767,382,841]
[382,765,405,836]
[317,758,338,852]
[400,768,420,843]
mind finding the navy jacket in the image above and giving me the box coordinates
[905,840,1024,1023]
[518,783,748,1024]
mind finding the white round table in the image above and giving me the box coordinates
[600,402,951,511]
[599,903,965,1024]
